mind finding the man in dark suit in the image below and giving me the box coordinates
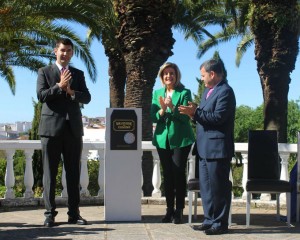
[179,59,236,235]
[37,38,91,227]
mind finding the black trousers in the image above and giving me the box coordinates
[157,143,192,209]
[41,121,82,218]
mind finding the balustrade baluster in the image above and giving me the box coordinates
[241,153,248,200]
[23,149,34,198]
[4,150,15,199]
[280,153,290,182]
[80,149,90,197]
[152,158,161,197]
[97,150,104,198]
[279,153,290,204]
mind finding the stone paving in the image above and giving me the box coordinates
[0,203,299,240]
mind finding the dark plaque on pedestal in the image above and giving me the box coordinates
[110,109,137,150]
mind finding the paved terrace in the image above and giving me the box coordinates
[0,199,299,240]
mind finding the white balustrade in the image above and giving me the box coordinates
[152,159,161,197]
[80,149,90,197]
[97,149,104,198]
[4,150,15,199]
[279,149,294,203]
[241,153,248,200]
[23,149,34,198]
[151,148,162,197]
[0,140,297,206]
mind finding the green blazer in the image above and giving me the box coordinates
[151,85,195,149]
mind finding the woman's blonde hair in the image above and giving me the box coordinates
[158,62,183,87]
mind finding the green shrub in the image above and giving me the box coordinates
[55,161,63,196]
[87,160,100,196]
[14,150,26,197]
[34,186,43,197]
[0,185,5,198]
[0,158,6,186]
[232,162,243,198]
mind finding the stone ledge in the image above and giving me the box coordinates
[0,196,286,210]
[142,197,286,210]
[0,196,103,208]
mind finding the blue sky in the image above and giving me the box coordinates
[1,27,299,123]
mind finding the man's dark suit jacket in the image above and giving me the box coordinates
[194,80,236,159]
[37,64,91,138]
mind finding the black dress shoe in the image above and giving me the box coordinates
[204,227,228,235]
[191,224,212,231]
[68,215,87,225]
[44,216,55,227]
[173,209,183,224]
[162,208,174,223]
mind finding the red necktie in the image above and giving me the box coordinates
[206,88,213,99]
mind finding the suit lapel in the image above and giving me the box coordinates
[68,66,75,86]
[157,88,165,98]
[200,88,210,108]
[200,81,225,108]
[156,87,185,108]
[50,64,61,83]
[171,89,181,107]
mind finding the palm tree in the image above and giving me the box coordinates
[0,0,106,193]
[197,0,300,142]
[0,0,107,94]
[87,0,127,108]
[111,0,235,195]
[250,0,299,142]
[112,0,175,195]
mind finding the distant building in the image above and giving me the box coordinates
[83,124,106,161]
[88,117,105,127]
[0,131,7,140]
[82,116,89,126]
[0,130,19,140]
[0,122,32,133]
[0,123,19,139]
[83,125,105,142]
[15,121,32,133]
[0,117,107,158]
[0,117,105,141]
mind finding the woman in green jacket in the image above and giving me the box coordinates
[151,62,195,224]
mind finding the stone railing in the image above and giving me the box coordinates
[0,140,297,205]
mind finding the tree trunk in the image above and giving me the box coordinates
[114,0,175,195]
[102,29,127,108]
[250,0,299,143]
[108,50,126,108]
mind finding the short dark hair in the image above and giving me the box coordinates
[55,38,73,49]
[200,59,224,76]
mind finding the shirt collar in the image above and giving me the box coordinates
[210,79,223,90]
[55,62,68,71]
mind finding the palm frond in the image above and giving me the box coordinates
[0,0,104,93]
[0,65,16,95]
[197,22,243,58]
[236,31,254,67]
